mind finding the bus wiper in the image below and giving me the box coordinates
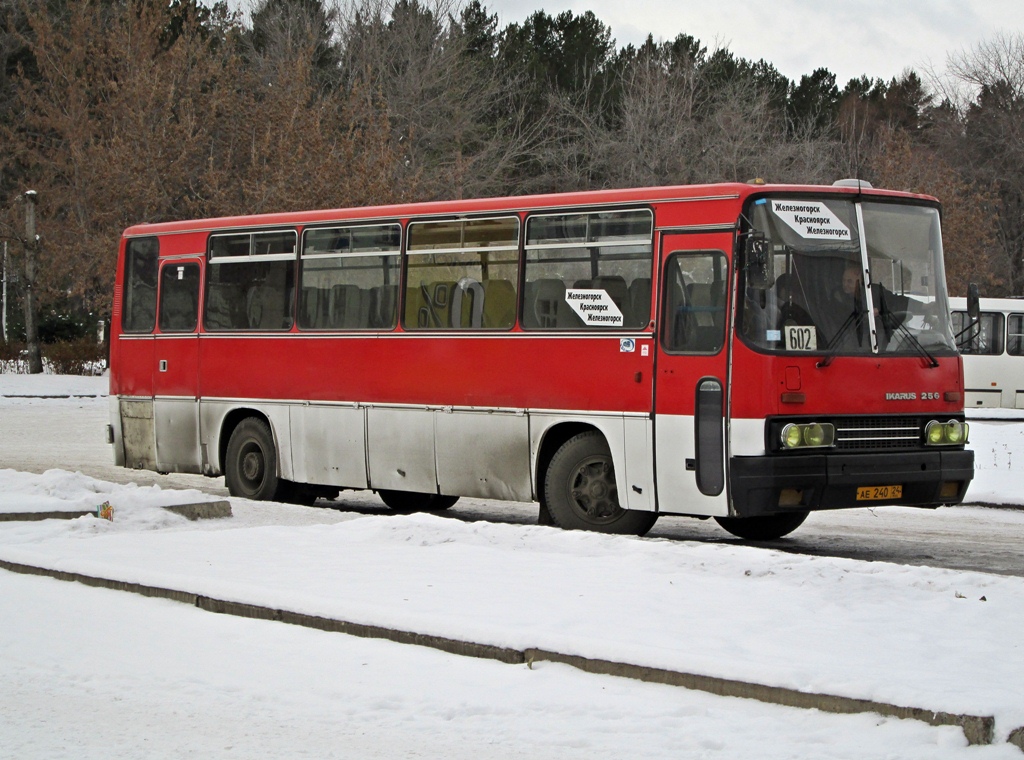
[816,305,865,368]
[879,297,938,368]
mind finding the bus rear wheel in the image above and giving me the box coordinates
[714,511,808,540]
[377,490,460,513]
[544,431,657,536]
[225,417,280,500]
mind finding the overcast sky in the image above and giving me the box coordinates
[479,0,1024,87]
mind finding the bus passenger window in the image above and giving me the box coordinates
[122,237,159,333]
[522,209,653,330]
[1007,314,1024,356]
[158,263,199,332]
[300,224,401,330]
[662,251,727,353]
[404,217,520,330]
[205,230,296,332]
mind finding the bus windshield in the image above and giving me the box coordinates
[738,196,957,357]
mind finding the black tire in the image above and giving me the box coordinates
[275,480,321,506]
[378,490,460,513]
[714,511,809,540]
[225,417,280,500]
[543,431,658,536]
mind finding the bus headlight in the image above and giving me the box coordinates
[804,423,828,447]
[925,419,968,446]
[945,420,966,444]
[780,422,835,450]
[926,421,945,445]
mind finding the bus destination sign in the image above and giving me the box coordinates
[771,200,851,241]
[565,289,624,327]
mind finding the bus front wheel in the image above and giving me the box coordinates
[544,431,657,536]
[225,417,280,500]
[714,511,808,540]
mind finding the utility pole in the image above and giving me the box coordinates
[2,241,7,345]
[22,190,42,374]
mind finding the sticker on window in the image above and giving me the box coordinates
[784,324,817,351]
[565,289,624,327]
[771,200,851,241]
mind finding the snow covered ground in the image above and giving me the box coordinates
[2,373,1024,758]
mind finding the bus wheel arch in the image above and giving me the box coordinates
[540,426,657,536]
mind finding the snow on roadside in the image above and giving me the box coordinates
[4,374,1024,744]
[2,476,1024,739]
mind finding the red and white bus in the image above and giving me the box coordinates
[108,181,974,540]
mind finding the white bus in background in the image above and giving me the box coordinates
[949,296,1024,409]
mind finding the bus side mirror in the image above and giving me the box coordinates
[967,282,980,322]
[743,233,774,289]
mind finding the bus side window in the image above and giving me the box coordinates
[522,209,653,331]
[158,263,200,332]
[122,237,159,333]
[205,230,296,332]
[299,224,402,331]
[953,310,1004,355]
[662,251,727,354]
[404,217,520,331]
[1008,314,1024,356]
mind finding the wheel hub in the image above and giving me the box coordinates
[570,460,621,521]
[241,448,263,483]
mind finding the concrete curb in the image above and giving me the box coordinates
[0,501,232,523]
[0,394,103,399]
[0,511,93,522]
[1,556,1018,749]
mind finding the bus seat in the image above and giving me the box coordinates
[450,279,485,328]
[246,282,285,329]
[526,278,579,328]
[205,281,243,330]
[482,279,516,328]
[330,284,364,329]
[591,275,630,321]
[301,286,324,328]
[629,278,652,326]
[367,285,397,328]
[406,281,454,329]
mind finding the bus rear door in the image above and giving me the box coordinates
[152,258,203,473]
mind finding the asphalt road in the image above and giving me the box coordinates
[3,396,1022,577]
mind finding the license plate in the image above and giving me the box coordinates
[856,485,903,501]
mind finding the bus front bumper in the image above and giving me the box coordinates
[729,450,975,518]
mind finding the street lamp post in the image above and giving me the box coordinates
[22,190,42,373]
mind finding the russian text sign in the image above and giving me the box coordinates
[565,289,624,327]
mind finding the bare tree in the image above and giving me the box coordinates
[930,33,1024,294]
[1,0,406,319]
[541,46,838,192]
[337,0,541,200]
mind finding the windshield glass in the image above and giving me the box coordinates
[738,196,956,357]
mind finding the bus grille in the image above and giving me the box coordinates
[833,416,923,450]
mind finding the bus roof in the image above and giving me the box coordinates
[121,181,939,237]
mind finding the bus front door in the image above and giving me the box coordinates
[653,241,731,516]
